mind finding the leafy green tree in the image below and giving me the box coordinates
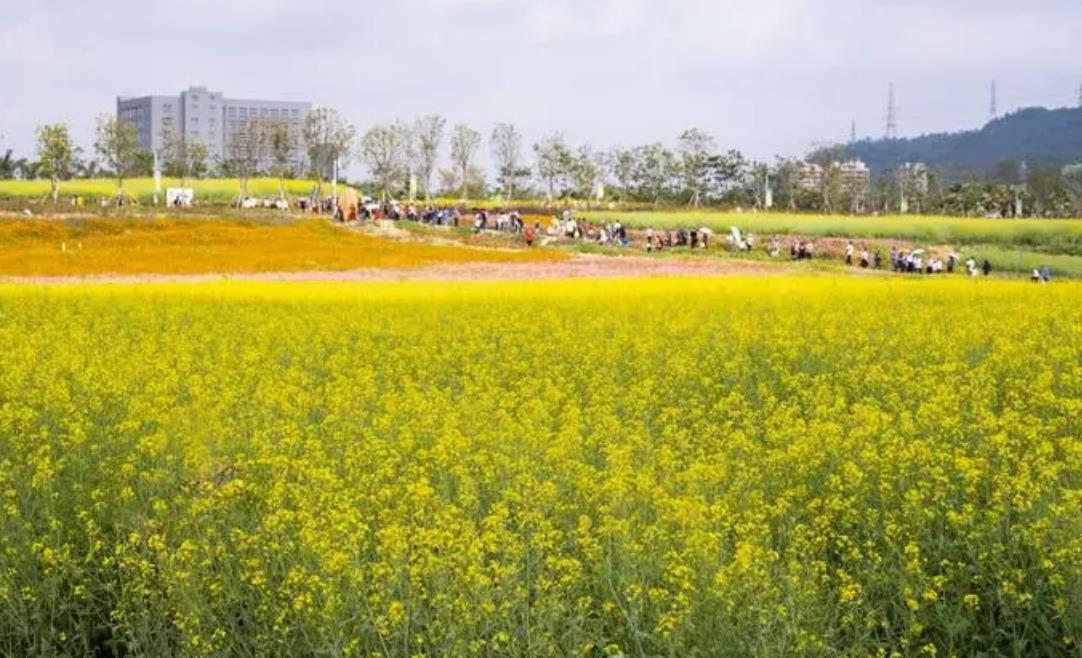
[705,150,748,204]
[1026,165,1070,217]
[1062,164,1082,214]
[36,124,75,203]
[0,150,16,179]
[634,143,678,204]
[570,145,602,201]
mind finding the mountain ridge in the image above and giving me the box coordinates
[841,106,1082,181]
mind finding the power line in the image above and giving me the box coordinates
[885,83,897,139]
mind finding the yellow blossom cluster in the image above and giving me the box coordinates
[0,276,1078,657]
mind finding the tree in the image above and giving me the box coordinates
[449,124,481,201]
[744,161,771,210]
[490,123,524,202]
[160,122,185,179]
[268,120,295,200]
[1026,165,1070,217]
[74,154,100,179]
[186,142,209,181]
[304,108,355,204]
[359,121,411,202]
[437,168,459,196]
[94,115,144,200]
[160,123,209,187]
[634,143,678,204]
[533,134,574,202]
[570,145,602,201]
[36,124,75,203]
[609,147,637,201]
[1062,164,1082,214]
[226,118,268,206]
[0,150,16,179]
[413,115,445,203]
[705,149,748,204]
[677,128,716,207]
[16,159,42,181]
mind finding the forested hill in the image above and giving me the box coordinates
[843,106,1082,179]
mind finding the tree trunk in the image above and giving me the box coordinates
[51,175,59,204]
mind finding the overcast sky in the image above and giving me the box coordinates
[1,0,1079,173]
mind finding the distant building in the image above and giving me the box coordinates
[837,159,871,212]
[795,159,870,211]
[796,162,824,191]
[116,86,311,170]
[795,159,870,193]
[838,159,870,192]
[900,162,929,195]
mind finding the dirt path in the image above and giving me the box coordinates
[0,254,788,285]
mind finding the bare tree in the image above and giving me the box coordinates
[94,115,144,201]
[160,123,208,187]
[359,121,411,202]
[304,108,355,204]
[226,118,269,206]
[449,124,481,201]
[490,123,523,202]
[36,123,75,203]
[268,120,295,200]
[677,128,716,207]
[413,115,445,203]
[437,168,459,196]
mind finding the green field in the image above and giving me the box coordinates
[0,277,1079,657]
[583,210,1082,253]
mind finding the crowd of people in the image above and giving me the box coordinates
[329,200,1057,281]
[546,212,716,252]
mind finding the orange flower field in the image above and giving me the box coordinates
[0,217,565,277]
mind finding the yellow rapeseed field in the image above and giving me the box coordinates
[0,277,1078,657]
